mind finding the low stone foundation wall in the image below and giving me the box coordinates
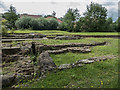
[46,47,91,54]
[58,55,117,70]
[36,42,106,53]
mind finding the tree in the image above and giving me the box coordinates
[105,17,114,32]
[118,17,120,32]
[75,17,86,32]
[63,8,80,32]
[83,2,107,32]
[2,5,19,29]
[113,17,120,32]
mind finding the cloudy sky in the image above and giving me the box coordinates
[0,0,119,21]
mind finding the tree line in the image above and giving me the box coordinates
[1,2,120,32]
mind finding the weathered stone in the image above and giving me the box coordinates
[2,55,23,63]
[2,74,16,87]
[46,47,91,54]
[76,59,95,64]
[55,36,80,40]
[36,42,106,54]
[25,33,46,38]
[2,47,21,55]
[38,52,56,75]
[14,74,33,84]
[58,64,72,70]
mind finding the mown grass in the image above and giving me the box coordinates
[51,38,118,65]
[15,38,118,88]
[8,29,119,35]
[23,38,114,45]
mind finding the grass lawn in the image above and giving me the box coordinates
[23,38,116,45]
[15,38,118,88]
[8,29,119,35]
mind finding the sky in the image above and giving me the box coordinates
[0,0,119,21]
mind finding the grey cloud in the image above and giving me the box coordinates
[107,8,118,21]
[0,0,7,11]
[68,2,80,7]
[50,1,57,5]
[118,1,120,17]
[102,2,117,6]
[0,1,7,11]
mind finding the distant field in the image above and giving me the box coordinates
[8,30,119,35]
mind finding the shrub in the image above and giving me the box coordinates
[47,18,59,30]
[29,18,39,30]
[15,17,59,30]
[37,17,49,30]
[58,22,67,31]
[2,25,8,36]
[15,16,32,29]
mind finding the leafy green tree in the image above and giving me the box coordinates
[63,8,80,32]
[113,17,120,32]
[2,5,19,29]
[83,2,107,32]
[116,17,120,32]
[75,17,86,32]
[105,17,115,32]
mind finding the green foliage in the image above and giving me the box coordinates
[37,17,49,30]
[63,8,80,32]
[15,17,59,30]
[82,2,107,32]
[29,18,39,30]
[47,18,58,30]
[118,17,120,32]
[75,17,86,32]
[2,5,19,29]
[2,25,8,36]
[105,17,114,32]
[58,22,67,31]
[15,16,32,29]
[10,28,15,34]
[30,55,36,62]
[113,17,120,32]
